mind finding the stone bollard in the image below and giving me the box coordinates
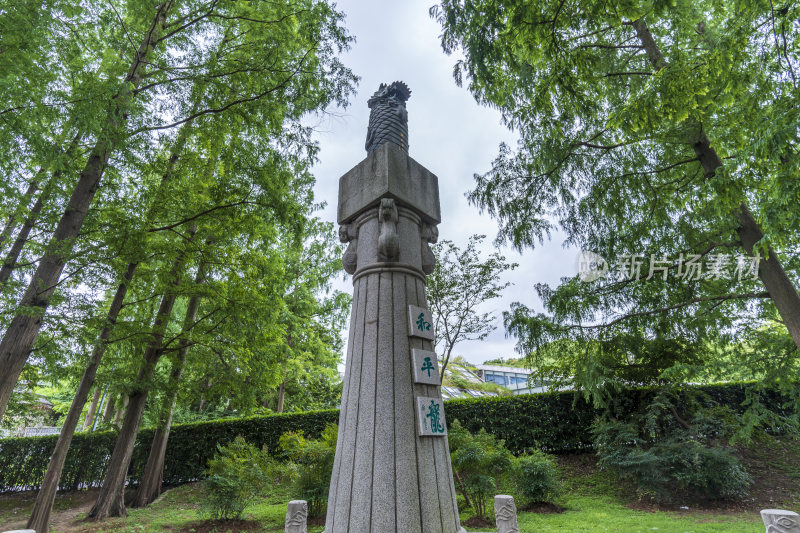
[494,495,520,533]
[285,500,308,533]
[761,509,800,532]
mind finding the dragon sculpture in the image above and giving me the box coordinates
[365,81,411,153]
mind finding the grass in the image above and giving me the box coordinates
[1,435,798,532]
[516,495,760,533]
[81,482,326,533]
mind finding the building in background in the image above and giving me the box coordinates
[440,361,499,400]
[473,364,547,395]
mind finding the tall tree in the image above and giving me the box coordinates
[431,1,800,386]
[0,0,175,419]
[130,259,207,508]
[271,219,349,413]
[427,235,516,378]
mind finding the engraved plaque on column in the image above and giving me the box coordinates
[408,305,434,340]
[417,396,447,437]
[413,349,440,385]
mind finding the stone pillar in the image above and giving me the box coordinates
[324,82,464,533]
[494,495,520,533]
[285,500,308,533]
[761,509,800,532]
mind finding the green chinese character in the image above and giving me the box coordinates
[416,312,431,331]
[420,356,435,377]
[425,400,445,433]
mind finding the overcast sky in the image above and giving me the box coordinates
[310,0,576,366]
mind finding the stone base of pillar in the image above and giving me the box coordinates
[323,528,467,533]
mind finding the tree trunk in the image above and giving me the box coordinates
[28,70,200,526]
[113,395,128,428]
[0,171,58,286]
[132,261,207,508]
[82,388,101,432]
[88,226,194,520]
[0,133,84,288]
[632,18,800,352]
[26,262,136,533]
[129,359,183,508]
[0,1,174,422]
[88,324,172,519]
[276,380,286,413]
[440,345,455,382]
[101,392,116,424]
[0,175,42,251]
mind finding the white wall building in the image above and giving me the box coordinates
[473,364,548,395]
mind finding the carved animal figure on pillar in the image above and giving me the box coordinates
[365,81,411,153]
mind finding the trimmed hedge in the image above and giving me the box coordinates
[446,382,793,455]
[0,382,791,493]
[0,409,339,493]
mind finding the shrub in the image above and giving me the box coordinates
[448,419,517,521]
[516,450,562,504]
[593,392,752,502]
[279,423,337,518]
[204,436,283,519]
[0,382,790,493]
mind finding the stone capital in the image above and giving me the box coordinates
[338,143,441,225]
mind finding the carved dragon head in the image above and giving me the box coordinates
[367,81,411,108]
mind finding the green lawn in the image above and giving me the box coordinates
[2,435,797,533]
[516,494,761,533]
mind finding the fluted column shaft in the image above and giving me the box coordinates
[325,204,462,533]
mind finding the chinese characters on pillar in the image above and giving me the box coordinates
[408,306,445,436]
[408,305,434,340]
[412,349,440,385]
[417,397,447,436]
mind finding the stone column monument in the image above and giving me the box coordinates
[324,82,465,533]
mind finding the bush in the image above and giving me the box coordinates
[448,419,517,521]
[593,392,752,502]
[0,382,790,493]
[279,423,337,518]
[204,436,285,519]
[516,450,562,504]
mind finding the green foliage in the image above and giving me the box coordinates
[428,235,517,377]
[593,392,751,502]
[0,0,358,432]
[517,450,562,504]
[0,382,792,493]
[278,424,337,517]
[430,0,800,411]
[482,357,528,368]
[522,336,709,409]
[442,370,511,396]
[0,408,338,493]
[204,436,287,520]
[0,389,53,434]
[448,419,517,520]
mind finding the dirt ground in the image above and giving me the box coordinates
[0,489,97,532]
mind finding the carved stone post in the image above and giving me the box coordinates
[284,500,307,533]
[494,495,520,533]
[324,82,464,533]
[761,509,800,532]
